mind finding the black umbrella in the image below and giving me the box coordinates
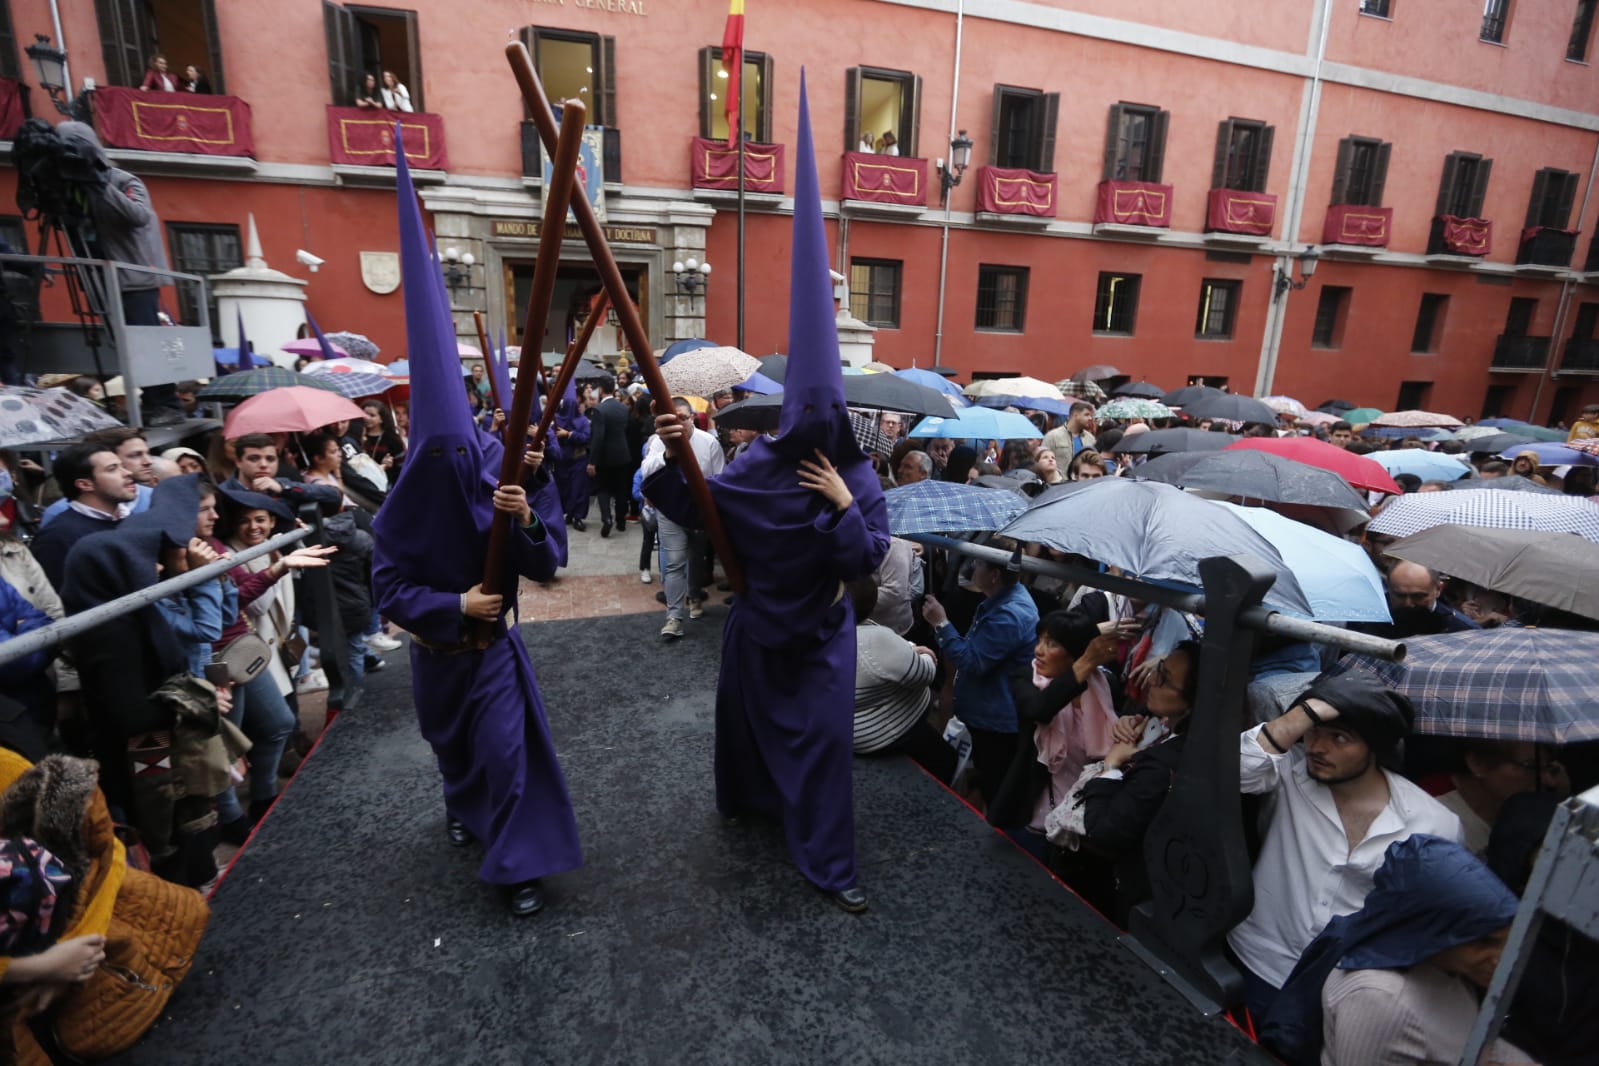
[757,353,788,383]
[572,360,613,383]
[1318,399,1358,413]
[713,372,954,431]
[1162,384,1224,407]
[1072,364,1122,382]
[1132,450,1369,511]
[1114,428,1241,455]
[1112,381,1165,399]
[1179,391,1280,425]
[1459,432,1537,455]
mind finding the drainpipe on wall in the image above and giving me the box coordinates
[1526,136,1599,423]
[49,0,73,100]
[931,0,964,370]
[1252,0,1334,397]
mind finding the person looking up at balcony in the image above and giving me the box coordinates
[139,54,175,92]
[354,73,381,110]
[381,71,414,113]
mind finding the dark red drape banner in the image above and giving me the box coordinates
[1322,203,1392,246]
[1438,215,1492,256]
[0,78,25,141]
[1094,180,1173,227]
[93,86,254,156]
[842,151,927,206]
[975,166,1057,217]
[1206,188,1277,235]
[326,107,449,170]
[691,136,784,193]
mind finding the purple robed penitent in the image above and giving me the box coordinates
[371,135,581,886]
[554,382,592,524]
[646,72,889,891]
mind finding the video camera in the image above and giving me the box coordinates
[11,118,108,236]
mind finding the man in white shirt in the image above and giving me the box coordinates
[1227,674,1462,1021]
[640,396,725,639]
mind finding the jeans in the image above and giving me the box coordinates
[638,518,657,572]
[345,632,367,684]
[215,669,298,824]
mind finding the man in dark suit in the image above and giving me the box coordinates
[585,378,633,538]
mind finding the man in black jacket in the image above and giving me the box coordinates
[585,378,632,537]
[29,443,138,591]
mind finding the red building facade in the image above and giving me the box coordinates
[1,0,1595,421]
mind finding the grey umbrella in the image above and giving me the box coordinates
[1132,450,1369,512]
[1112,381,1165,399]
[1458,431,1538,455]
[713,372,954,431]
[1178,391,1281,425]
[1385,524,1599,621]
[756,353,788,383]
[1113,428,1241,455]
[1162,385,1223,407]
[999,478,1313,615]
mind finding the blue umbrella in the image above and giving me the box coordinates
[912,407,1041,440]
[1367,449,1472,481]
[1210,502,1389,622]
[1497,441,1599,467]
[659,338,719,364]
[999,478,1313,616]
[736,370,783,395]
[1362,425,1455,441]
[896,367,968,402]
[974,394,1072,418]
[885,480,1028,535]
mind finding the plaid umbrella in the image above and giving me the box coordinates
[1096,398,1175,421]
[847,410,898,456]
[198,367,344,402]
[323,331,380,360]
[1385,524,1599,621]
[660,345,760,397]
[1056,378,1107,403]
[0,386,123,448]
[967,376,1064,400]
[1368,489,1599,542]
[1330,628,1599,743]
[886,479,1028,535]
[311,372,392,399]
[1112,381,1165,399]
[1371,409,1463,429]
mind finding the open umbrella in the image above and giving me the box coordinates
[1368,489,1599,542]
[280,337,350,359]
[1371,409,1465,429]
[715,372,954,431]
[1134,449,1369,512]
[1226,437,1402,494]
[1096,398,1175,421]
[660,345,760,398]
[1457,431,1537,454]
[736,370,782,395]
[1114,428,1240,455]
[1366,449,1472,482]
[1454,474,1560,494]
[572,360,614,383]
[1318,399,1358,413]
[911,407,1041,440]
[1056,378,1108,403]
[896,367,967,401]
[998,479,1312,616]
[1210,501,1389,622]
[1261,396,1308,418]
[1112,381,1165,399]
[311,372,393,399]
[197,367,345,402]
[1178,392,1280,425]
[756,353,788,382]
[222,386,366,438]
[886,479,1028,535]
[1162,385,1222,407]
[1361,425,1455,441]
[973,395,1071,418]
[0,386,123,448]
[657,338,720,365]
[966,376,1064,401]
[1071,364,1121,382]
[1454,425,1504,441]
[323,331,380,361]
[1385,524,1599,621]
[1497,442,1599,467]
[1342,407,1384,425]
[1296,411,1340,426]
[1331,628,1599,743]
[302,357,388,377]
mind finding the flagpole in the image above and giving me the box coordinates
[736,62,746,351]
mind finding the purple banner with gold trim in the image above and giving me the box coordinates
[1206,188,1277,235]
[1322,203,1392,247]
[0,78,25,141]
[94,86,254,157]
[1094,180,1172,227]
[690,136,785,193]
[327,107,448,170]
[842,151,927,206]
[1437,215,1492,256]
[975,166,1056,217]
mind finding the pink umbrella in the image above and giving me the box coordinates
[281,337,351,359]
[223,386,366,437]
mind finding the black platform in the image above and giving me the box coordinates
[115,611,1259,1064]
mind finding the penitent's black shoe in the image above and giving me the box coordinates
[446,818,473,847]
[600,521,612,538]
[507,880,545,917]
[829,887,869,914]
[572,518,587,532]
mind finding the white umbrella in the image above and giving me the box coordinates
[660,345,760,398]
[965,376,1065,401]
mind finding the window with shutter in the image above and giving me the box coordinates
[346,6,423,110]
[991,85,1043,170]
[523,27,607,125]
[95,0,229,94]
[1311,286,1351,348]
[1411,293,1449,352]
[1093,272,1142,335]
[849,67,920,157]
[1437,152,1484,217]
[1106,103,1163,182]
[1571,0,1597,60]
[167,222,240,340]
[700,46,772,141]
[849,258,902,328]
[1528,168,1578,229]
[0,3,15,80]
[324,1,360,105]
[1036,93,1060,174]
[977,265,1029,332]
[1215,118,1271,192]
[1334,136,1389,206]
[95,0,158,88]
[1481,0,1510,42]
[1195,279,1241,339]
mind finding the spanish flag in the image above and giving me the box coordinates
[721,0,744,146]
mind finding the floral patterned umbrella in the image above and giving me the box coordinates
[660,345,760,397]
[0,386,123,448]
[1096,398,1175,421]
[1370,409,1464,429]
[324,332,381,361]
[1261,395,1308,417]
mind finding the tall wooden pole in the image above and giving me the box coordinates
[506,41,744,593]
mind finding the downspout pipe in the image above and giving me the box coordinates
[49,0,73,100]
[1526,135,1599,422]
[932,0,964,369]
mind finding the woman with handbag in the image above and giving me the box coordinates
[209,485,334,845]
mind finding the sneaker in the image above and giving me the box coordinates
[689,600,705,620]
[660,618,684,640]
[640,570,653,584]
[364,632,403,653]
[295,668,328,694]
[364,653,386,673]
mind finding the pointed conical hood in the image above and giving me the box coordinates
[305,308,339,362]
[234,307,254,368]
[776,69,852,457]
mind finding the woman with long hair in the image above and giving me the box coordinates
[360,401,405,472]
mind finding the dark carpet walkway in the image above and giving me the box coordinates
[115,609,1260,1065]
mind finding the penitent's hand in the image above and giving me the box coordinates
[493,483,532,525]
[797,450,853,511]
[522,447,544,474]
[462,584,503,621]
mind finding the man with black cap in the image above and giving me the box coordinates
[1226,673,1462,1021]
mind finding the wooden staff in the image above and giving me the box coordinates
[472,311,501,415]
[533,290,609,451]
[506,40,745,595]
[472,96,587,647]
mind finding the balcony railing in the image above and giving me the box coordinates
[93,85,254,158]
[522,122,620,185]
[1492,335,1551,371]
[841,151,928,208]
[1561,338,1599,374]
[1516,227,1577,268]
[1428,215,1492,257]
[327,106,447,170]
[690,136,784,194]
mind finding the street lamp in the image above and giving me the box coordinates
[672,256,713,303]
[1273,246,1321,300]
[25,34,77,118]
[440,246,475,298]
[937,130,974,205]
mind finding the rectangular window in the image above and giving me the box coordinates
[1481,384,1514,420]
[0,2,18,80]
[989,85,1060,172]
[976,265,1028,332]
[849,258,902,329]
[1194,279,1240,339]
[1360,0,1391,15]
[0,215,26,254]
[1572,0,1597,59]
[1504,296,1538,336]
[1186,374,1229,389]
[1526,168,1579,229]
[844,66,922,157]
[698,47,772,142]
[1573,301,1599,339]
[345,6,422,111]
[1103,103,1169,183]
[1396,380,1433,410]
[521,27,616,126]
[1411,293,1449,352]
[1332,136,1391,206]
[1481,0,1510,41]
[1311,286,1351,348]
[101,0,226,93]
[1212,118,1274,192]
[1435,152,1492,218]
[166,222,240,339]
[1093,272,1142,335]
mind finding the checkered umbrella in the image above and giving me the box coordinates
[309,372,393,399]
[0,386,123,448]
[1056,378,1107,403]
[660,345,760,397]
[886,479,1028,535]
[302,358,388,377]
[197,367,345,402]
[1096,398,1175,421]
[1330,627,1599,743]
[1368,489,1599,542]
